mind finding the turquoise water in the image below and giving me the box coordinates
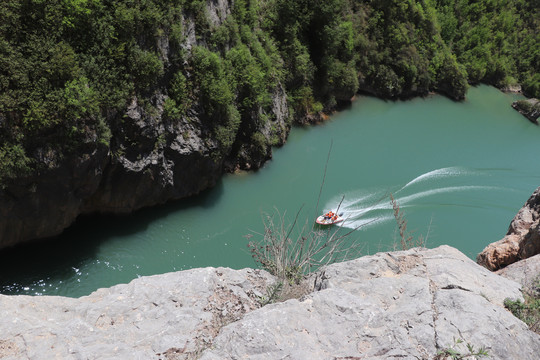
[1,85,538,297]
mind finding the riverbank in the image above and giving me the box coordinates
[1,85,538,298]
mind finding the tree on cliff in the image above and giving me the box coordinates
[0,0,538,246]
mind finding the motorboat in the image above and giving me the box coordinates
[315,212,344,225]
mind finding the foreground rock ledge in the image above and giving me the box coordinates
[1,246,539,360]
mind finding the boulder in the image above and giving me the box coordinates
[0,267,273,360]
[497,253,540,296]
[477,187,540,270]
[1,246,538,359]
[201,246,539,360]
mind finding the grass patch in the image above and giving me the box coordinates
[435,337,489,359]
[504,275,540,334]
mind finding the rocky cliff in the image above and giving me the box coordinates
[1,245,538,359]
[512,98,540,124]
[0,0,290,249]
[477,186,540,270]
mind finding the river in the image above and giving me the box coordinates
[1,85,538,297]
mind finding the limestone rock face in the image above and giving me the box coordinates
[201,246,539,360]
[0,143,110,248]
[497,253,540,295]
[0,267,274,360]
[477,187,540,270]
[1,246,538,359]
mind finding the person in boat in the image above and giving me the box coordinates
[332,214,338,221]
[324,211,334,220]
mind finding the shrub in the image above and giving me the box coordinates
[326,59,359,102]
[129,45,164,90]
[167,71,191,117]
[0,144,32,184]
[191,46,234,119]
[62,77,99,121]
[250,131,268,158]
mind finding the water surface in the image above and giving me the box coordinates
[1,85,538,297]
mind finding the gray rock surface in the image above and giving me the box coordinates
[0,267,273,360]
[497,253,540,295]
[201,246,539,359]
[1,246,539,359]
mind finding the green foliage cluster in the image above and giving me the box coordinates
[0,0,538,182]
[434,0,539,97]
[265,0,471,111]
[0,143,32,185]
[504,276,540,334]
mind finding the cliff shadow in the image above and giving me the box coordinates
[0,180,225,296]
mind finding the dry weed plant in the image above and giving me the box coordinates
[247,206,363,285]
[390,193,428,250]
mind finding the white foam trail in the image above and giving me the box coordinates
[322,188,391,231]
[396,185,500,206]
[326,190,382,211]
[323,181,502,231]
[400,167,470,191]
[339,214,394,231]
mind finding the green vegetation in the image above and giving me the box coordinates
[435,337,490,359]
[434,0,540,96]
[515,100,539,113]
[504,276,540,334]
[0,0,538,183]
[257,281,283,306]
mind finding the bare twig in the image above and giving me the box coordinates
[390,193,427,250]
[248,207,366,283]
[315,140,333,216]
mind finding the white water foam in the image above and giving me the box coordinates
[322,189,391,231]
[395,185,500,206]
[399,166,472,190]
[324,167,498,231]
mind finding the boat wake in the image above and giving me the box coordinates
[322,166,502,231]
[321,190,392,231]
